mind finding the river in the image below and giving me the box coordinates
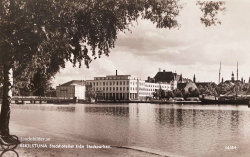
[10,103,250,157]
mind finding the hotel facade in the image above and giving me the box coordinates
[86,74,171,100]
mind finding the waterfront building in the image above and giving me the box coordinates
[86,72,171,100]
[147,69,191,90]
[177,81,197,92]
[56,80,86,99]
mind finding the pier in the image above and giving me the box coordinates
[11,96,78,104]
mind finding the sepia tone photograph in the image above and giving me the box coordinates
[0,0,250,156]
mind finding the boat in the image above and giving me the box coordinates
[200,96,250,105]
[14,100,25,105]
[150,97,201,104]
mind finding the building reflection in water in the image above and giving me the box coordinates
[13,104,76,112]
[83,106,130,117]
[10,103,250,157]
[230,110,239,131]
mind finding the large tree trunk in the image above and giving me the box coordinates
[0,66,13,136]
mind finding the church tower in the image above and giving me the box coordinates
[219,61,221,84]
[237,62,238,81]
[193,74,196,83]
[231,71,235,83]
[179,74,183,83]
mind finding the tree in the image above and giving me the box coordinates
[166,91,175,99]
[196,1,226,27]
[0,0,225,144]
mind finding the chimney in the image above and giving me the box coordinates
[116,70,117,76]
[159,68,161,72]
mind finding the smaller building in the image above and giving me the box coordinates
[56,80,86,99]
[148,69,191,90]
[177,81,197,92]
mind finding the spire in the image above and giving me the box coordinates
[193,74,196,83]
[237,62,238,81]
[231,71,235,82]
[219,61,221,84]
[180,73,183,82]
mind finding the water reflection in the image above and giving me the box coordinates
[12,104,76,112]
[10,103,250,157]
[230,110,239,131]
[84,106,129,117]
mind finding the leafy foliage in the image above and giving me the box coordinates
[1,0,185,92]
[196,1,226,27]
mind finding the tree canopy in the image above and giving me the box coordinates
[0,0,226,91]
[0,0,226,138]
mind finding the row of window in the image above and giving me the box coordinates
[87,81,170,88]
[87,81,129,86]
[87,81,145,86]
[94,77,141,80]
[92,87,161,92]
[93,87,129,91]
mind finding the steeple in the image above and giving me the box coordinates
[219,61,221,84]
[231,71,235,83]
[180,74,183,83]
[193,74,196,83]
[237,62,238,81]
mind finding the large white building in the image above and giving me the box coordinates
[56,80,86,99]
[86,73,171,100]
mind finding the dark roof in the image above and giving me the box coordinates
[177,83,186,90]
[57,80,85,87]
[177,82,197,91]
[154,71,184,83]
[195,82,211,88]
[154,71,174,83]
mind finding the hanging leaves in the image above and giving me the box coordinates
[196,1,226,27]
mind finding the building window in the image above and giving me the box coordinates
[113,87,115,91]
[110,87,112,91]
[97,82,98,86]
[103,82,105,85]
[117,82,118,85]
[120,87,122,91]
[116,87,118,91]
[120,82,122,85]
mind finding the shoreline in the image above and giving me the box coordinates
[9,122,171,157]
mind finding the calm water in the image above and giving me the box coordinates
[10,103,250,157]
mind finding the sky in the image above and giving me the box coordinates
[52,0,250,87]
